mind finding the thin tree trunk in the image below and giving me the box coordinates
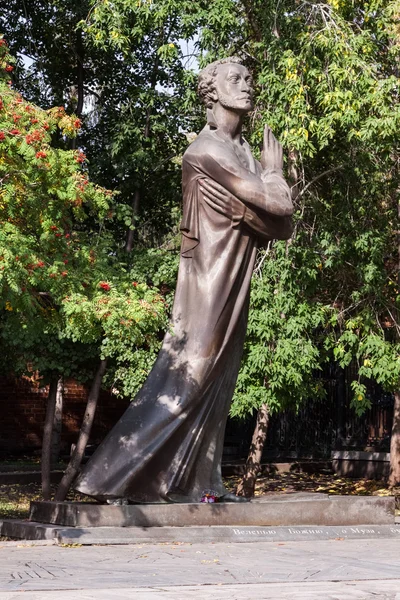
[125,189,140,253]
[41,377,58,501]
[124,49,159,254]
[75,30,84,118]
[389,391,400,488]
[288,148,300,202]
[55,359,107,501]
[50,378,64,467]
[70,29,84,150]
[391,186,400,488]
[388,181,400,488]
[236,404,269,498]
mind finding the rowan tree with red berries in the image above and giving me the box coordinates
[0,39,168,498]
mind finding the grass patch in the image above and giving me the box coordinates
[0,483,89,520]
[0,483,51,519]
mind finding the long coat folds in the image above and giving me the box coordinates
[74,121,292,503]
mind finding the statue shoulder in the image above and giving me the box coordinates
[183,128,225,163]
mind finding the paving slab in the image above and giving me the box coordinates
[0,580,399,600]
[28,494,395,528]
[1,538,400,592]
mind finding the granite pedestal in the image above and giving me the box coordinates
[0,493,396,544]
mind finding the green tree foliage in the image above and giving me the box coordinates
[0,0,192,247]
[80,0,400,420]
[0,38,168,392]
[2,1,400,423]
[226,0,400,418]
[231,244,329,419]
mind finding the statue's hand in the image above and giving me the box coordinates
[199,178,245,222]
[261,125,283,173]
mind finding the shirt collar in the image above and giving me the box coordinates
[206,108,218,129]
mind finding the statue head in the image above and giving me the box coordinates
[198,57,254,114]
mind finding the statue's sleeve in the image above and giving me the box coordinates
[198,149,293,217]
[180,140,293,254]
[242,206,293,242]
[242,167,293,240]
[180,175,201,258]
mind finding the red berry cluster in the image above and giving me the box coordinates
[75,151,86,164]
[26,129,44,144]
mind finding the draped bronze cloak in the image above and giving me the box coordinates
[74,123,292,503]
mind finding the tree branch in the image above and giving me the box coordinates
[296,165,344,199]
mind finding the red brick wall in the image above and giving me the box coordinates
[0,376,129,455]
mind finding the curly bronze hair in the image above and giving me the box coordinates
[197,57,244,109]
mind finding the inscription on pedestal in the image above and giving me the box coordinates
[231,525,400,541]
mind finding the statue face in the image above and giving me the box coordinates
[214,63,254,113]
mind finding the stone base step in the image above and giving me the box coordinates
[1,520,60,541]
[2,520,400,545]
[28,494,395,528]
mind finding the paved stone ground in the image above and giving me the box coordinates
[1,582,400,599]
[0,539,400,599]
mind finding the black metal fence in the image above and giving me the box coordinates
[225,363,394,460]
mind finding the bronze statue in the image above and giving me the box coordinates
[74,57,293,504]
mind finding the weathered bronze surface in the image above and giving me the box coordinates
[74,57,293,503]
